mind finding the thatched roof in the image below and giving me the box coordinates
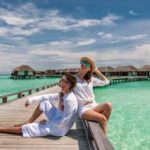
[114,65,137,72]
[13,65,35,72]
[70,68,79,73]
[61,69,69,73]
[98,66,114,72]
[64,68,79,73]
[138,65,150,71]
[57,68,79,73]
[55,69,63,73]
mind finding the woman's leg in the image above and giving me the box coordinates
[81,109,107,135]
[0,126,22,134]
[93,102,112,121]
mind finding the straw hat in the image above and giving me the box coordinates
[80,56,98,73]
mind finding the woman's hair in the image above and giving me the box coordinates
[83,71,92,82]
[65,73,77,90]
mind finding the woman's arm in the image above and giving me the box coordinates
[92,69,110,87]
[95,69,109,81]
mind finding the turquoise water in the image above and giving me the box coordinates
[0,75,59,98]
[94,81,150,150]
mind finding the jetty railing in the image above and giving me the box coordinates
[0,82,58,104]
[110,76,149,84]
[82,120,114,150]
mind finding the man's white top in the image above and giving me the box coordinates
[73,76,110,107]
[27,92,78,136]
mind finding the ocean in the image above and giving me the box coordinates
[0,75,59,97]
[94,81,150,150]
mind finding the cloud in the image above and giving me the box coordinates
[38,13,121,31]
[50,40,72,46]
[0,3,121,38]
[129,10,138,16]
[100,14,121,26]
[76,39,96,46]
[111,34,147,44]
[94,44,150,64]
[0,27,9,36]
[0,2,149,73]
[98,32,113,39]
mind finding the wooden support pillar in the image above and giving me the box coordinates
[18,93,22,98]
[2,97,7,103]
[36,88,39,92]
[29,90,32,95]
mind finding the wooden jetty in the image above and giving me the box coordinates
[0,85,114,150]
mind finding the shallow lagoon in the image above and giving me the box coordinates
[94,81,150,150]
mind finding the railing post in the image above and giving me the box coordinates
[2,97,7,103]
[29,89,32,95]
[36,88,39,92]
[18,93,22,98]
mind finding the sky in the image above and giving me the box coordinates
[0,0,150,73]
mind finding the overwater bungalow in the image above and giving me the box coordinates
[53,69,63,76]
[69,68,79,74]
[11,65,35,79]
[45,69,56,76]
[62,68,79,75]
[61,68,69,75]
[35,71,45,78]
[113,65,137,76]
[98,66,114,76]
[137,65,150,76]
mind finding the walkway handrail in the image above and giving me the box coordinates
[82,120,114,150]
[0,82,58,104]
[110,76,149,84]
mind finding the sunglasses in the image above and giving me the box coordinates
[80,60,91,68]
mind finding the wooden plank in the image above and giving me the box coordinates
[83,120,114,150]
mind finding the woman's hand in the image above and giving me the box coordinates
[25,100,30,107]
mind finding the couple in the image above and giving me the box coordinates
[0,57,112,137]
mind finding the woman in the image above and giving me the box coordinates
[0,74,78,137]
[73,57,112,135]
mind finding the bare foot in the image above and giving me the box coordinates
[0,127,4,132]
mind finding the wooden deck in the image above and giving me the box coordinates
[0,86,89,150]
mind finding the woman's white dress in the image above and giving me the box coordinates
[21,92,78,137]
[73,76,110,118]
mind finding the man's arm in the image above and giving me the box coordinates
[27,93,59,104]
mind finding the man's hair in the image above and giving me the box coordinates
[65,73,77,90]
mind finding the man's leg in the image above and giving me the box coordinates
[0,126,22,134]
[27,103,43,123]
[14,103,42,127]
